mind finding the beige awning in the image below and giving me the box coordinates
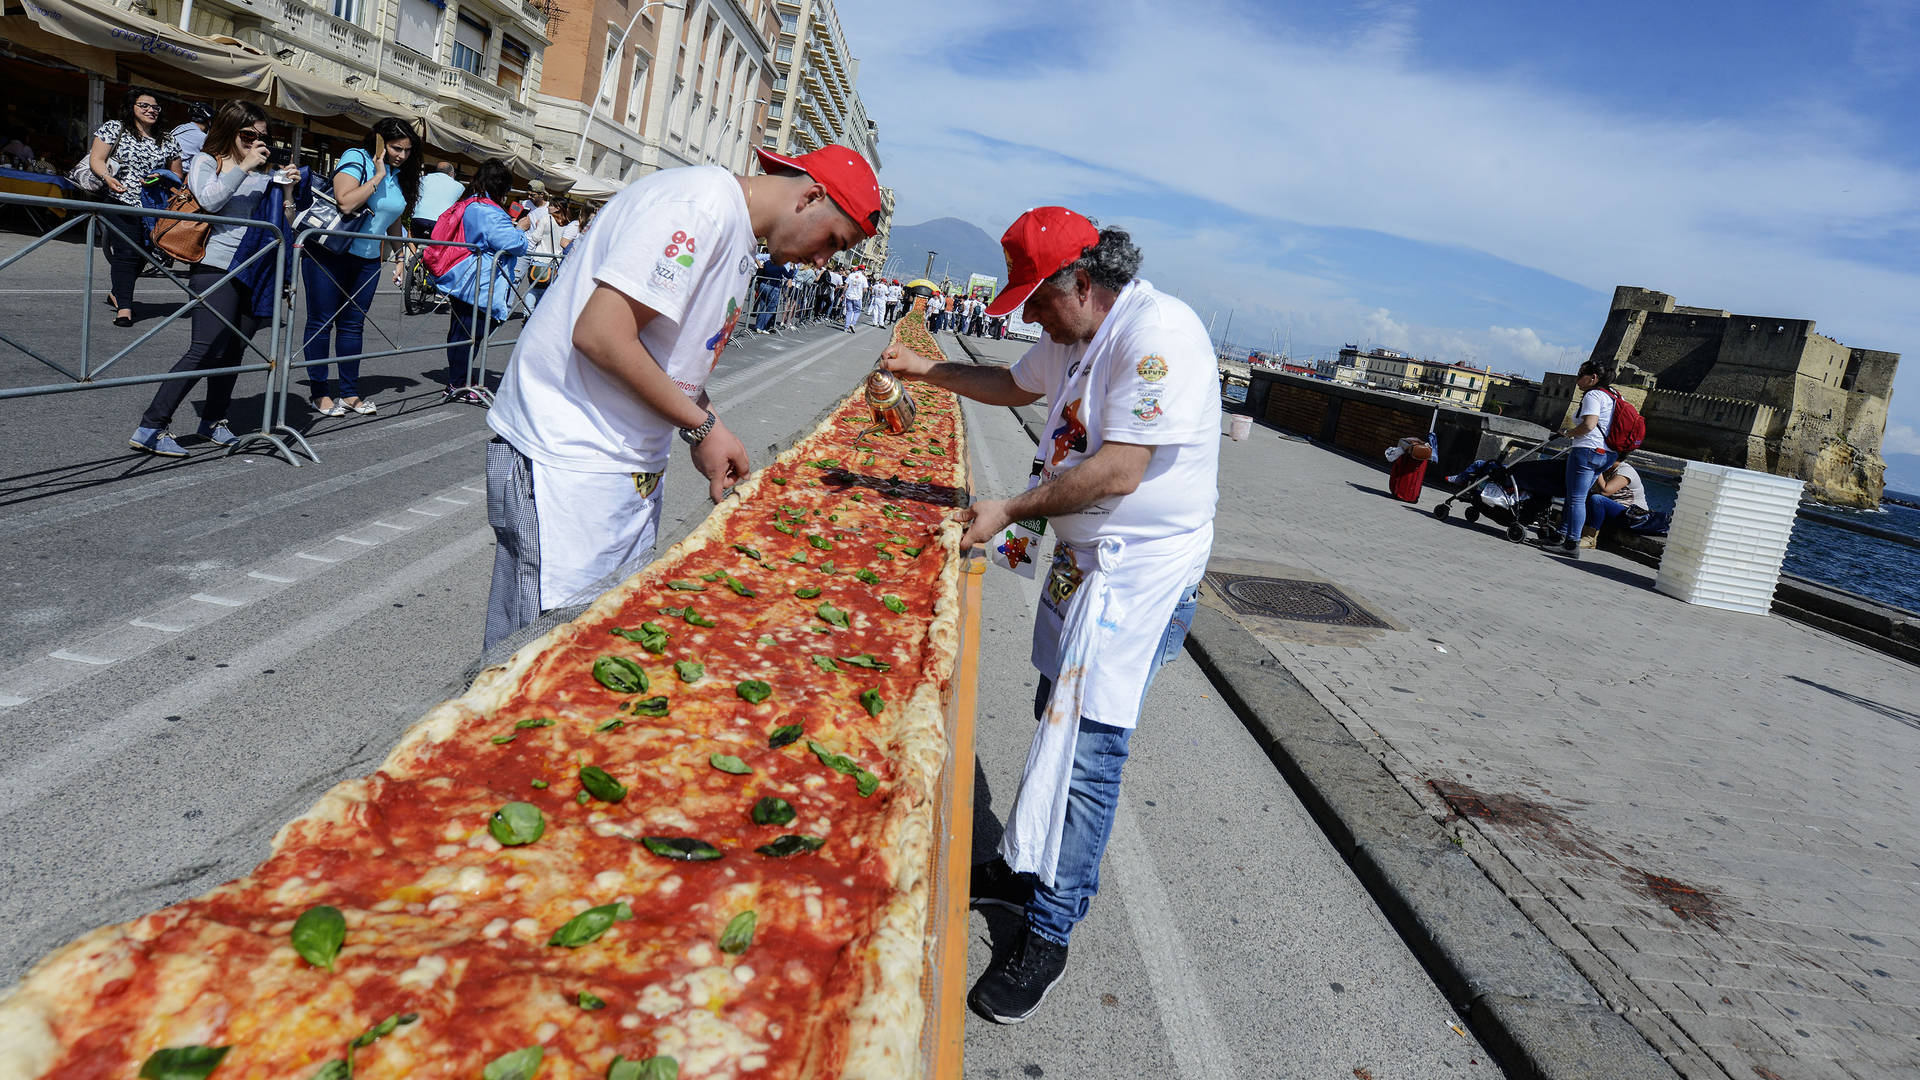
[419,113,512,163]
[14,0,272,92]
[269,64,420,127]
[548,163,622,202]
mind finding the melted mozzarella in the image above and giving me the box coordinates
[394,954,447,991]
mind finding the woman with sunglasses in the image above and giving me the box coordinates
[129,102,296,457]
[88,87,182,327]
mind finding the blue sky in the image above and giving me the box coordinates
[834,0,1920,455]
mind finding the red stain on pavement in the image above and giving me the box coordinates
[1636,872,1726,931]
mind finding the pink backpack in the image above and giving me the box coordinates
[422,196,499,278]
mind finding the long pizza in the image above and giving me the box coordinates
[0,301,967,1080]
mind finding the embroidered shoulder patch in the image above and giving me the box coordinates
[1136,354,1168,382]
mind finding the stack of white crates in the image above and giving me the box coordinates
[1654,461,1804,614]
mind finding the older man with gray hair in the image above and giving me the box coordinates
[880,207,1221,1024]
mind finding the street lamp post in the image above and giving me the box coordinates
[574,0,685,169]
[717,97,770,171]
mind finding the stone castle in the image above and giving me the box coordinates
[1502,286,1899,507]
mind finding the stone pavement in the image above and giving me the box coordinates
[1199,419,1920,1080]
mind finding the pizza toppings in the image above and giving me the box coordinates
[291,904,346,972]
[750,797,796,825]
[815,602,849,629]
[482,1046,544,1080]
[612,622,671,653]
[608,1055,680,1080]
[755,834,827,857]
[547,901,634,947]
[709,753,752,775]
[488,802,546,846]
[767,724,803,748]
[673,660,705,683]
[641,836,723,862]
[807,740,880,797]
[577,990,607,1011]
[592,655,649,693]
[735,679,773,704]
[860,689,887,718]
[718,910,757,955]
[579,765,628,802]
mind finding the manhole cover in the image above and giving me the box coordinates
[1203,572,1391,629]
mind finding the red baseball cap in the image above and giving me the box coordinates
[984,206,1100,318]
[755,145,882,237]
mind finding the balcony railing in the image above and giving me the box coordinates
[440,66,512,113]
[267,0,377,65]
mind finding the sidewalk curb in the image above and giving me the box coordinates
[1183,605,1679,1080]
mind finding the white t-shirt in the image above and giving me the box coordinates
[557,221,581,250]
[1602,461,1649,511]
[1572,388,1616,451]
[1010,280,1221,726]
[167,122,205,162]
[488,165,756,474]
[844,271,866,302]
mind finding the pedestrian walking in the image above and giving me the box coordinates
[480,144,881,650]
[926,289,944,331]
[128,102,297,457]
[299,118,420,418]
[428,158,526,400]
[842,264,866,332]
[879,208,1220,1024]
[411,161,464,239]
[165,103,212,162]
[520,196,564,317]
[87,87,183,327]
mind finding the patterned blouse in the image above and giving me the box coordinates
[89,120,182,206]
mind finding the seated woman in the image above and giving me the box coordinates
[432,158,527,401]
[1583,457,1650,541]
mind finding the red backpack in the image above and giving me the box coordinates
[1599,387,1646,455]
[422,196,499,279]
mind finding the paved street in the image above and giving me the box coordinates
[1,308,1501,1077]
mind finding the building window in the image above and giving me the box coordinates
[779,12,796,32]
[767,102,782,119]
[497,36,529,97]
[452,13,490,76]
[600,30,619,105]
[773,75,787,92]
[394,0,438,55]
[626,52,650,127]
[331,0,360,24]
[776,43,792,62]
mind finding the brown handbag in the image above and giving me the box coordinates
[150,180,210,264]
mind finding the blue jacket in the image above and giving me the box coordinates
[435,199,528,321]
[232,166,314,321]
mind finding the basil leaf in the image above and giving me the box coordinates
[751,797,796,825]
[674,660,705,683]
[770,476,788,485]
[816,602,848,629]
[710,753,752,775]
[482,1046,544,1080]
[640,836,723,861]
[700,571,724,582]
[578,990,606,1010]
[839,653,891,671]
[788,552,809,564]
[902,546,922,557]
[576,791,591,806]
[774,521,797,536]
[611,624,669,653]
[756,634,777,647]
[490,734,516,745]
[855,769,880,797]
[807,534,833,551]
[684,609,717,628]
[139,1045,230,1080]
[666,579,706,591]
[592,655,648,694]
[489,802,546,846]
[882,595,907,614]
[794,586,823,599]
[732,543,762,559]
[530,779,549,789]
[718,910,757,955]
[821,561,837,575]
[854,569,880,584]
[767,724,803,748]
[859,689,887,717]
[596,718,625,732]
[657,604,688,618]
[631,696,670,717]
[579,765,628,803]
[350,1011,418,1049]
[736,679,773,704]
[811,654,842,673]
[878,551,895,560]
[724,574,755,597]
[309,1061,350,1080]
[291,904,346,972]
[809,457,841,469]
[514,717,555,730]
[808,740,880,798]
[755,834,827,857]
[547,901,633,947]
[608,1055,679,1080]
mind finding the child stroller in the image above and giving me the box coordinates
[1432,437,1569,542]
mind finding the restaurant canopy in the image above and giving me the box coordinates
[11,0,272,93]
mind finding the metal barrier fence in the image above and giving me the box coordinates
[0,190,295,461]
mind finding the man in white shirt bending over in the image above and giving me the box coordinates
[482,145,882,651]
[880,207,1220,1024]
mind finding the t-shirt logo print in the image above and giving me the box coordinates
[664,230,697,267]
[704,296,741,370]
[1136,354,1168,382]
[1132,396,1164,424]
[997,532,1032,569]
[1048,398,1087,466]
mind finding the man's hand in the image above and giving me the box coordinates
[879,343,935,380]
[955,498,1013,549]
[691,418,750,504]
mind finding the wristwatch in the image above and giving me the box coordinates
[679,409,717,445]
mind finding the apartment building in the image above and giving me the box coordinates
[762,0,887,265]
[535,0,778,183]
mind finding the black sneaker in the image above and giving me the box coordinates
[968,858,1033,913]
[970,927,1069,1024]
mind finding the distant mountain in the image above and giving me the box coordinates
[885,218,1004,286]
[1884,451,1920,498]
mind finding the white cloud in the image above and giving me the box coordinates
[1885,422,1920,455]
[837,0,1920,429]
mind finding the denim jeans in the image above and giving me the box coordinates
[301,246,381,399]
[1585,493,1630,535]
[446,297,490,390]
[139,266,261,430]
[1024,581,1201,946]
[753,281,781,331]
[1561,446,1617,541]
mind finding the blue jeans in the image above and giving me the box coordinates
[301,246,381,399]
[1024,581,1201,946]
[1561,446,1617,541]
[446,297,487,390]
[1586,493,1630,534]
[753,281,781,331]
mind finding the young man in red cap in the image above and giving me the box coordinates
[481,146,881,651]
[880,207,1221,1023]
